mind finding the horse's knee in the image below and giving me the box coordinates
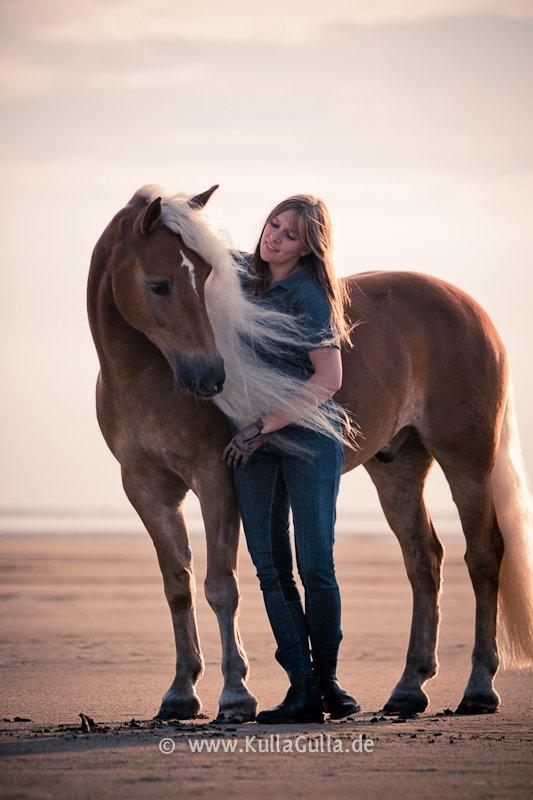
[165,569,194,612]
[205,572,239,613]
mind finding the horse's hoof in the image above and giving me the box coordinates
[455,690,500,715]
[214,708,256,724]
[382,689,429,715]
[155,692,202,721]
[215,694,258,724]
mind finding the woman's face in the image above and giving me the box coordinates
[259,209,309,269]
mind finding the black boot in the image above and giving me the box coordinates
[315,663,360,719]
[256,674,325,724]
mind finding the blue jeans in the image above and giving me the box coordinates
[232,423,344,681]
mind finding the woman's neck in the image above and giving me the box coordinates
[267,259,302,285]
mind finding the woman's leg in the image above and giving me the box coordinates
[233,447,313,680]
[281,431,344,667]
[281,428,359,717]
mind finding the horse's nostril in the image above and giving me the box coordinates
[196,377,223,398]
[172,353,225,398]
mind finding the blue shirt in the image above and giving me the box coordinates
[232,250,340,381]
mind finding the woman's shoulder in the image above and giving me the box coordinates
[291,272,340,348]
[230,249,252,268]
[293,271,330,310]
[230,249,254,293]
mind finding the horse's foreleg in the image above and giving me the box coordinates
[121,466,204,720]
[365,431,443,714]
[442,470,503,714]
[197,474,257,723]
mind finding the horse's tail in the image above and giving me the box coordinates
[491,377,533,669]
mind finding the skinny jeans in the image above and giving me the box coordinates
[232,423,344,680]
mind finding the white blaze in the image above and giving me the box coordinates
[181,253,197,295]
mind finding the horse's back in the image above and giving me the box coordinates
[337,269,509,465]
[344,269,506,359]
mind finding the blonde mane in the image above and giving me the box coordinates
[137,185,359,453]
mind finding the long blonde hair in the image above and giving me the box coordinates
[251,195,354,347]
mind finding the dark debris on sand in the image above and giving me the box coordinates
[79,713,98,733]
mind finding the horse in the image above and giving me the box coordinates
[87,184,532,721]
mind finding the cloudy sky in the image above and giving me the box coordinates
[1,0,532,532]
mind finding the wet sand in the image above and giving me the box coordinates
[0,533,531,799]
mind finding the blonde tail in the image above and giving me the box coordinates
[491,378,533,669]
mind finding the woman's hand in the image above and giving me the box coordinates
[222,419,269,468]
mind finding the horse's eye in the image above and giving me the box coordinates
[147,280,171,296]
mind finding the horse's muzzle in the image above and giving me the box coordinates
[173,353,226,398]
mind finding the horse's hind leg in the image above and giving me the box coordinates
[197,473,257,723]
[365,428,444,714]
[121,465,204,720]
[437,465,503,714]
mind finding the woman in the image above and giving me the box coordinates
[223,195,359,724]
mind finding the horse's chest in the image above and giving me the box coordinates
[108,418,191,473]
[97,393,181,469]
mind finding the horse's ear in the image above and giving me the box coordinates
[188,185,219,210]
[141,197,162,237]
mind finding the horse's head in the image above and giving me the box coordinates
[111,186,226,398]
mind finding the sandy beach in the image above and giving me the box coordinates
[1,532,531,799]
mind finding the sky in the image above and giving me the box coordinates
[1,0,532,533]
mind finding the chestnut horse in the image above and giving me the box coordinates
[88,185,532,721]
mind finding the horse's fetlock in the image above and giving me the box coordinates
[406,654,437,680]
[191,662,205,683]
[472,649,499,677]
[419,660,438,679]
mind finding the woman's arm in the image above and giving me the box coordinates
[260,347,343,434]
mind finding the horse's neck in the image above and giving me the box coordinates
[88,255,160,385]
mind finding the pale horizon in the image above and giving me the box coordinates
[1,1,532,535]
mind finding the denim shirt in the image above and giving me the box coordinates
[232,250,340,381]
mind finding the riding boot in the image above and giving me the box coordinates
[256,672,325,724]
[314,661,360,719]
